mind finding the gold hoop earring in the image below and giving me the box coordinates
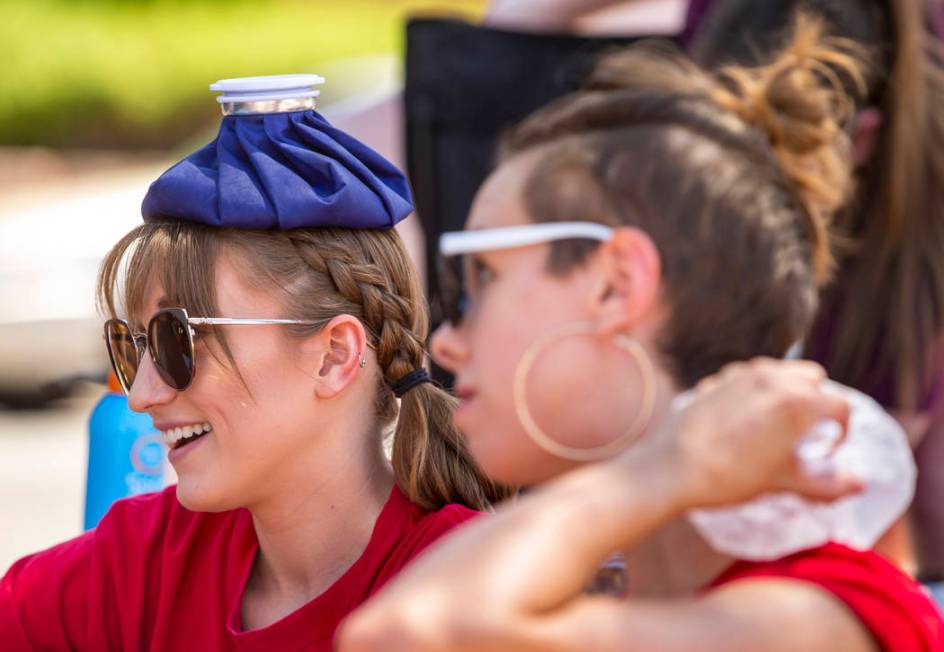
[512,322,656,462]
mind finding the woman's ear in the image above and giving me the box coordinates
[594,227,662,336]
[308,314,370,399]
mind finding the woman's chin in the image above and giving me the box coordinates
[472,442,573,488]
[174,480,232,513]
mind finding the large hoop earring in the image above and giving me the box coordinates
[512,322,656,462]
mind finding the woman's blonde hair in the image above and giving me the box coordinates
[98,221,510,511]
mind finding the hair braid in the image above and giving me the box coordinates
[284,228,511,510]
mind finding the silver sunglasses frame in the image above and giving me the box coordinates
[104,307,319,393]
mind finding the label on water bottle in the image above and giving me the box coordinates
[130,433,165,475]
[125,432,167,495]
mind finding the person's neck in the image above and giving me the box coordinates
[241,431,395,630]
[618,367,733,597]
[622,517,734,597]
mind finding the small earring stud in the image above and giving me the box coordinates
[359,358,367,368]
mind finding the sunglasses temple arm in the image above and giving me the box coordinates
[187,318,319,326]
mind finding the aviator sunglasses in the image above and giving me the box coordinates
[437,221,614,325]
[104,307,318,394]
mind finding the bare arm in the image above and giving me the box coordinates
[338,360,868,652]
[337,448,689,652]
[489,580,878,652]
[339,463,875,652]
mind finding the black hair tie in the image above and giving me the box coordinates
[390,368,433,398]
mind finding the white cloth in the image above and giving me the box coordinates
[685,381,916,561]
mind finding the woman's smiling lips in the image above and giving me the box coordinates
[153,419,213,457]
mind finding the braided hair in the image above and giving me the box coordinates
[98,221,511,511]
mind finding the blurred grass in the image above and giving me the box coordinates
[0,0,484,149]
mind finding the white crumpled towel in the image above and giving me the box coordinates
[684,381,916,561]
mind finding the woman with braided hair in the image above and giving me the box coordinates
[340,15,943,652]
[0,77,509,651]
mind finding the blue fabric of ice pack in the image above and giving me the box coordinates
[141,110,413,230]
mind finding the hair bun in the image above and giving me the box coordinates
[708,13,868,283]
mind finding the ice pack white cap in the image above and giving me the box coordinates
[685,381,916,561]
[209,74,325,115]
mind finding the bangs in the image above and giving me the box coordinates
[97,220,221,326]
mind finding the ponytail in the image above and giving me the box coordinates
[285,227,512,511]
[393,382,509,511]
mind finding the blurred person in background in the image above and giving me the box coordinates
[687,0,944,599]
[340,16,943,651]
[0,78,508,651]
[487,0,944,593]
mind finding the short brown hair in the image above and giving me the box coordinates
[501,15,863,388]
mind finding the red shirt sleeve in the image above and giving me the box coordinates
[710,542,944,652]
[369,500,480,593]
[0,488,182,651]
[0,530,103,650]
[401,503,480,556]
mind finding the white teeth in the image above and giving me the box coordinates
[161,422,212,447]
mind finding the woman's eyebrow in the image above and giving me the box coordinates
[129,295,170,330]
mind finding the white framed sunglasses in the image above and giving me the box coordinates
[437,221,614,324]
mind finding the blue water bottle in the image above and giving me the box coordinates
[84,374,168,530]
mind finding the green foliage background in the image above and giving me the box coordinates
[0,0,482,149]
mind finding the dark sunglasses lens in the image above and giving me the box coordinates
[148,310,194,391]
[104,320,138,393]
[437,255,466,325]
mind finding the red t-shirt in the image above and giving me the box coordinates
[0,484,476,651]
[710,542,944,652]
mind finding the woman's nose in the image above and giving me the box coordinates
[127,353,177,413]
[429,322,468,375]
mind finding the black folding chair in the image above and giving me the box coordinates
[403,18,657,382]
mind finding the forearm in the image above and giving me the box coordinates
[505,445,687,602]
[461,583,879,652]
[339,442,688,651]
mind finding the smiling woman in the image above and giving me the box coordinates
[0,74,506,651]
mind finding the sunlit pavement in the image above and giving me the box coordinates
[0,389,100,571]
[0,156,168,571]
